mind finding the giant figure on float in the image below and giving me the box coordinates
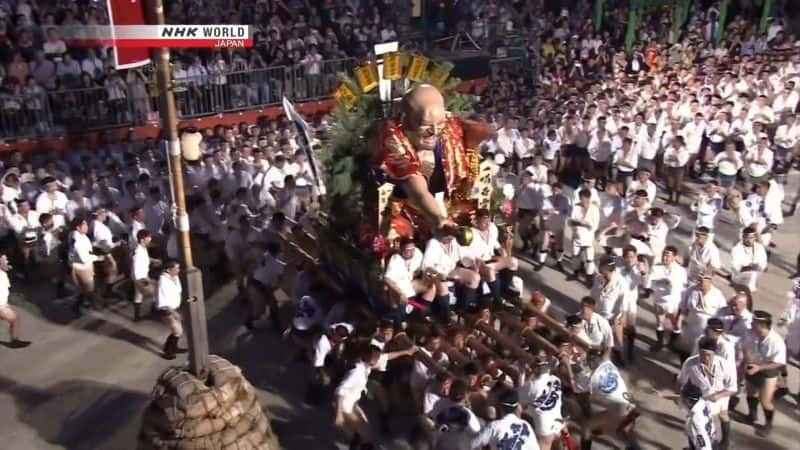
[376,83,494,235]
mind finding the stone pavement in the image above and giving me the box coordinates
[2,174,800,450]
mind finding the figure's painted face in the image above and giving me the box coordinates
[403,86,447,152]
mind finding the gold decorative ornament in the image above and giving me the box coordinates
[406,54,430,82]
[334,82,359,110]
[382,52,404,80]
[428,61,454,88]
[457,226,473,247]
[354,62,379,93]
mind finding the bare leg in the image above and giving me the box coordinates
[0,307,20,340]
[538,433,555,450]
[9,316,20,340]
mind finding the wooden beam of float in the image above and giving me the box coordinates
[474,321,538,366]
[513,308,592,351]
[394,333,453,379]
[494,314,561,356]
[463,336,522,385]
[440,341,471,367]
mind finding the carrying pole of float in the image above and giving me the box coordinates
[147,0,209,378]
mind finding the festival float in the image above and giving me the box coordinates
[311,52,506,310]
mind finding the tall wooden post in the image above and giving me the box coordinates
[147,0,208,379]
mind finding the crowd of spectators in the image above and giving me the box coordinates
[0,0,575,136]
[0,0,414,135]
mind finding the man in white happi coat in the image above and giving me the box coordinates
[716,292,753,347]
[0,254,31,348]
[624,207,680,299]
[678,336,737,450]
[514,167,543,252]
[580,350,641,450]
[779,277,800,404]
[384,238,435,316]
[535,182,571,270]
[579,296,615,359]
[640,207,680,263]
[422,226,481,318]
[625,168,656,206]
[34,176,68,230]
[781,275,800,358]
[650,245,687,352]
[428,379,481,450]
[519,353,564,450]
[692,318,739,381]
[470,388,539,450]
[742,311,786,437]
[678,271,728,355]
[591,258,626,362]
[8,199,40,275]
[334,346,383,449]
[743,135,773,188]
[730,227,768,293]
[468,208,519,302]
[156,259,185,360]
[681,382,717,450]
[746,180,783,247]
[571,175,602,207]
[617,245,646,364]
[686,227,721,282]
[690,181,723,237]
[569,188,600,282]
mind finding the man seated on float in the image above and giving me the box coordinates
[465,208,519,303]
[422,225,481,319]
[384,237,437,320]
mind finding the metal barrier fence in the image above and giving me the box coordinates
[0,56,530,140]
[173,65,289,118]
[0,57,359,140]
[489,56,529,76]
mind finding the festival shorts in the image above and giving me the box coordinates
[745,368,780,388]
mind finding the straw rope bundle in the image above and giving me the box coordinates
[138,355,280,450]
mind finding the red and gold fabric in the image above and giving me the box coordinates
[378,116,487,194]
[375,117,494,237]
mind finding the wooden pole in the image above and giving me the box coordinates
[147,0,208,378]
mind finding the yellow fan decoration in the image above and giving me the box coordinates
[428,61,454,89]
[382,52,403,80]
[406,53,429,82]
[332,52,456,111]
[334,81,359,110]
[354,61,379,93]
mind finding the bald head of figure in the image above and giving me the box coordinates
[402,84,447,151]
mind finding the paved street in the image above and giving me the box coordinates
[2,174,800,450]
